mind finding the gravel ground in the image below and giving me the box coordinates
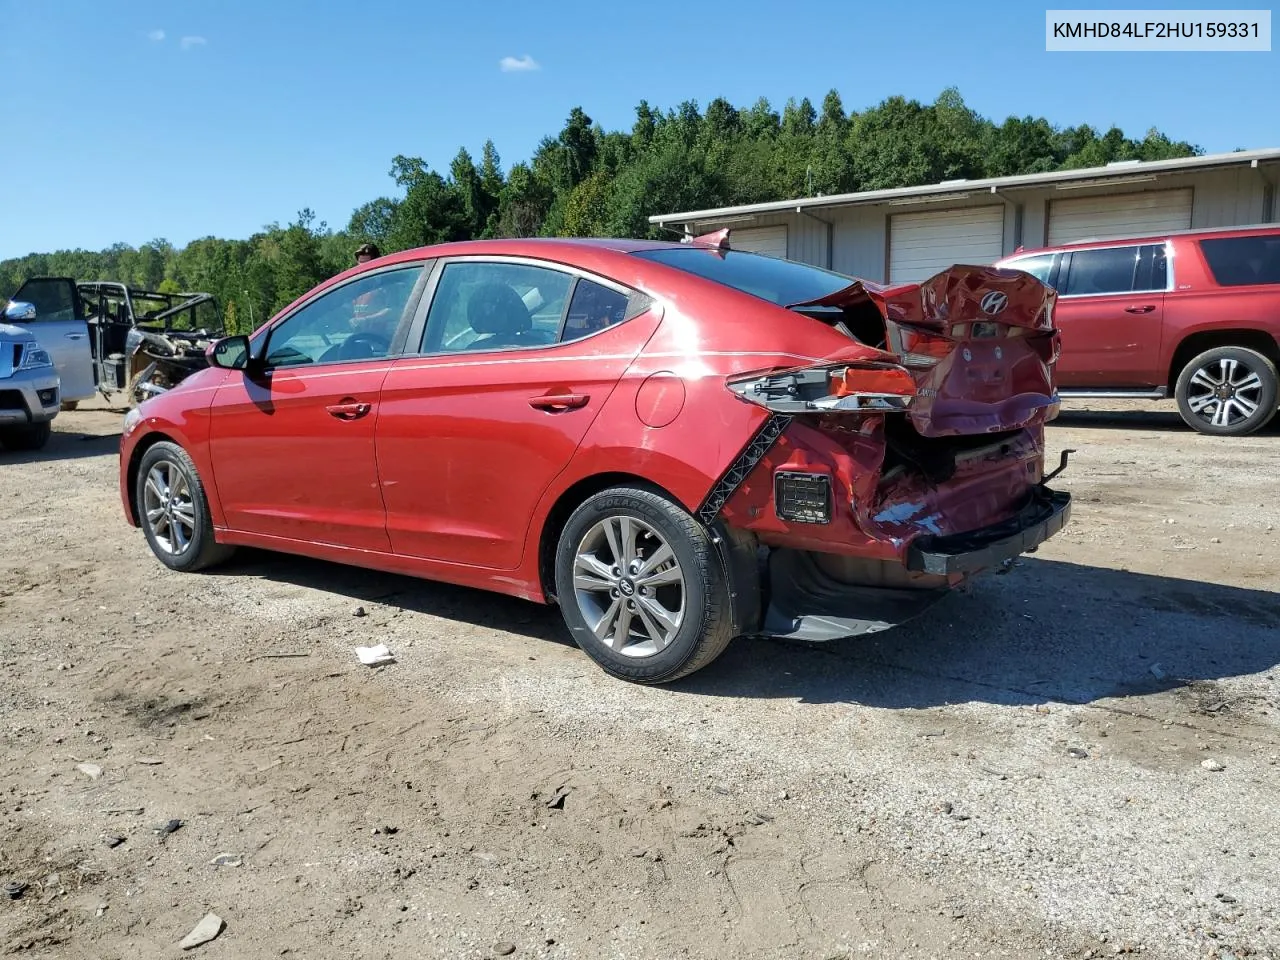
[1,398,1278,960]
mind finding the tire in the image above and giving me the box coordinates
[135,441,234,572]
[553,486,736,684]
[1174,346,1279,437]
[60,400,78,412]
[0,421,52,451]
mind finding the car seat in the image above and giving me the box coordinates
[466,282,533,349]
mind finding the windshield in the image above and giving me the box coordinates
[632,247,855,306]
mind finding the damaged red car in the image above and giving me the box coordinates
[119,235,1071,683]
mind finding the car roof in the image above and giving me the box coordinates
[999,222,1280,261]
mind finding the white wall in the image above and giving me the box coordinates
[693,161,1277,282]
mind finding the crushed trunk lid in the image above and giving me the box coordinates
[729,265,1061,437]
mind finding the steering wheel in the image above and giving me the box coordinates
[340,330,392,360]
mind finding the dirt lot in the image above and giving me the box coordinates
[1,399,1278,960]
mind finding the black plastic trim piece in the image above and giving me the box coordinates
[907,487,1071,576]
[696,413,792,525]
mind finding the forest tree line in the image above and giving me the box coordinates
[1,88,1200,333]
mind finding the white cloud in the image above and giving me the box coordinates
[180,35,207,50]
[499,54,539,73]
[148,29,165,41]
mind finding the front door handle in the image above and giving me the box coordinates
[326,400,372,420]
[1124,305,1156,314]
[529,393,589,412]
[64,333,86,340]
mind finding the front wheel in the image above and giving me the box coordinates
[0,421,52,451]
[553,486,736,684]
[135,441,235,572]
[1175,346,1279,437]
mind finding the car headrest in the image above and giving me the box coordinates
[467,283,532,336]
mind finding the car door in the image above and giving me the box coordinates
[376,257,661,569]
[10,277,96,400]
[1051,242,1169,387]
[206,262,429,551]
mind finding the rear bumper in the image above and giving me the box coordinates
[755,486,1070,643]
[906,486,1071,576]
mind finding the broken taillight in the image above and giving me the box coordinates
[727,361,916,414]
[830,364,916,399]
[893,327,952,369]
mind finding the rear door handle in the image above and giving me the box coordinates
[64,333,86,340]
[1124,305,1156,314]
[529,393,589,411]
[326,401,372,420]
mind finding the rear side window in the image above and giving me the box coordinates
[1062,244,1166,296]
[1199,235,1280,286]
[561,279,630,342]
[420,261,649,354]
[632,247,853,306]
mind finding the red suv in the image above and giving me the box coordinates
[996,225,1280,436]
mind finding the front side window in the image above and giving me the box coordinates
[1059,244,1162,296]
[12,278,79,322]
[264,265,423,367]
[1199,235,1280,286]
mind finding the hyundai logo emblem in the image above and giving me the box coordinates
[980,291,1008,315]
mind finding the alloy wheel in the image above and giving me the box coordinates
[1185,356,1266,429]
[571,515,687,659]
[142,460,196,555]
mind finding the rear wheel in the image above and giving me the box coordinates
[1175,346,1278,437]
[0,421,52,451]
[554,486,736,684]
[135,441,234,572]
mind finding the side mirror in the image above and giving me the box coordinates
[206,334,251,370]
[3,300,37,322]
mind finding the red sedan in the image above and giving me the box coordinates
[119,236,1071,683]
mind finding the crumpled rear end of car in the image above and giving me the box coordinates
[710,264,1072,641]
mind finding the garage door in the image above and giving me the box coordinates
[728,225,788,259]
[1047,189,1192,246]
[888,206,1005,283]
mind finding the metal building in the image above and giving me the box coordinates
[649,147,1280,282]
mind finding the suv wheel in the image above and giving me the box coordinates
[0,421,52,451]
[554,486,736,684]
[1175,346,1279,437]
[135,441,235,572]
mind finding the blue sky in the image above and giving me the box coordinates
[0,0,1275,260]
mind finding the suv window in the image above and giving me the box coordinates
[1199,235,1280,286]
[1007,253,1057,286]
[12,278,79,322]
[264,265,423,367]
[1062,244,1167,296]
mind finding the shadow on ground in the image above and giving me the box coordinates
[210,549,1280,710]
[0,428,121,465]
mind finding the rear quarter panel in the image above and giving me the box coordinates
[525,282,882,531]
[1161,236,1280,376]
